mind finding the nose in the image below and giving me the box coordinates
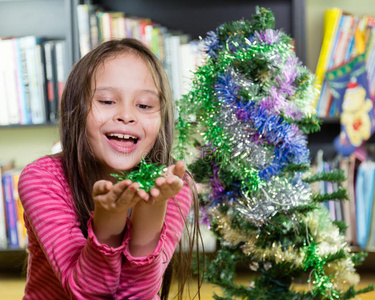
[115,105,137,124]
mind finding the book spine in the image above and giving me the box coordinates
[169,35,183,100]
[12,172,26,249]
[18,37,33,124]
[0,39,10,125]
[36,44,48,123]
[89,5,101,50]
[55,40,66,109]
[14,38,29,125]
[2,173,19,249]
[43,41,58,123]
[23,36,46,124]
[2,39,20,125]
[77,4,91,57]
[0,168,8,249]
[314,8,342,109]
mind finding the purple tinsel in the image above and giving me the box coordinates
[276,56,300,97]
[210,164,225,200]
[252,29,282,45]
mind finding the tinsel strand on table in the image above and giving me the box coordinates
[174,6,374,300]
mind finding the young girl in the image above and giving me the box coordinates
[18,38,202,299]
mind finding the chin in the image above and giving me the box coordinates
[109,157,142,172]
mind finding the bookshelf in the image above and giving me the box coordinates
[70,0,307,64]
[0,0,305,253]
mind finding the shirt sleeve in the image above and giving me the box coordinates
[117,181,193,299]
[19,161,125,299]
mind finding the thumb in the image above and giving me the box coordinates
[172,161,186,179]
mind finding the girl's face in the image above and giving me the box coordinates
[86,53,161,173]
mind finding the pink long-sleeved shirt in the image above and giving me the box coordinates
[18,156,192,300]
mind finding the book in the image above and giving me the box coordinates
[14,37,32,125]
[2,170,19,248]
[339,157,353,243]
[0,38,20,125]
[366,174,375,251]
[317,11,347,117]
[54,40,67,108]
[164,32,189,101]
[15,37,33,125]
[20,36,46,124]
[179,41,203,96]
[355,161,375,250]
[97,11,125,43]
[89,5,101,50]
[111,12,127,40]
[348,155,359,246]
[43,41,59,123]
[366,165,375,251]
[162,31,173,85]
[332,14,355,68]
[77,4,92,57]
[316,11,375,117]
[325,162,337,220]
[12,171,26,249]
[314,8,342,110]
[36,43,49,124]
[0,160,15,249]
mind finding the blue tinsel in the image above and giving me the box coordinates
[213,71,310,181]
[203,30,222,58]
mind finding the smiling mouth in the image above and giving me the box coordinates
[106,133,139,145]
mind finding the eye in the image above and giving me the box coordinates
[137,104,152,110]
[98,100,115,105]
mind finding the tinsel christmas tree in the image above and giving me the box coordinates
[174,7,375,300]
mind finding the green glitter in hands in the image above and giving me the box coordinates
[111,159,167,193]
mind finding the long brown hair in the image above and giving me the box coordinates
[59,38,202,299]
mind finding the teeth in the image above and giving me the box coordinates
[108,133,137,139]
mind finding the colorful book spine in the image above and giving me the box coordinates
[2,172,19,249]
[0,169,8,249]
[314,8,342,110]
[12,172,26,249]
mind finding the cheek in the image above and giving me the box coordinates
[151,117,162,137]
[144,116,162,148]
[86,112,104,144]
[89,104,106,123]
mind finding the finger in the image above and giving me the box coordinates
[93,180,113,196]
[125,182,139,195]
[150,187,161,198]
[172,161,186,178]
[111,180,132,198]
[166,175,180,185]
[137,189,150,201]
[155,177,167,187]
[115,182,140,205]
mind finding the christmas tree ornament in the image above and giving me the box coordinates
[174,6,374,299]
[324,53,375,156]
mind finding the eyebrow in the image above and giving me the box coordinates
[93,87,159,97]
